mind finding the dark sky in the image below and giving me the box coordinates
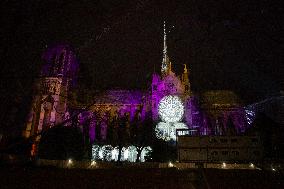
[1,0,283,103]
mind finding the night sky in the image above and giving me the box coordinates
[1,0,283,103]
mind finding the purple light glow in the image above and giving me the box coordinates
[41,44,79,87]
[27,41,253,144]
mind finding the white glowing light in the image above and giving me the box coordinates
[155,122,187,141]
[221,162,226,168]
[92,145,152,162]
[101,145,113,161]
[67,159,73,166]
[99,148,103,159]
[127,146,138,163]
[90,160,96,166]
[92,145,100,160]
[112,147,119,161]
[249,163,255,169]
[245,109,255,125]
[168,162,174,168]
[121,147,127,161]
[158,95,184,123]
[124,148,129,160]
[140,147,152,162]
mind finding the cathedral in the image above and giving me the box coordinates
[24,22,249,148]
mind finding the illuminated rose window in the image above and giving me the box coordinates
[158,95,184,123]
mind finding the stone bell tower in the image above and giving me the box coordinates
[24,44,79,138]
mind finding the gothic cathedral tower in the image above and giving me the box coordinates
[23,44,79,138]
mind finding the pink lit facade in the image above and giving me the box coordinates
[24,28,249,142]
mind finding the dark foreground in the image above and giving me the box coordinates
[0,166,283,189]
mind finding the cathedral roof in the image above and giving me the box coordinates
[92,90,145,104]
[200,90,242,114]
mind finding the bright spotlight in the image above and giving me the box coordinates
[221,162,226,168]
[67,159,73,166]
[91,160,96,166]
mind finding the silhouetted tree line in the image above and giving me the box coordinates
[247,113,283,159]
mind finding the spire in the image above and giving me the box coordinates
[182,64,190,94]
[161,21,170,76]
[182,64,189,82]
[183,64,188,74]
[163,21,167,57]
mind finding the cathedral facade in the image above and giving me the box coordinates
[24,24,249,145]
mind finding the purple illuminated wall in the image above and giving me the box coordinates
[26,42,252,145]
[41,44,79,87]
[91,90,147,121]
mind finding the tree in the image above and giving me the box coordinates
[226,116,237,135]
[38,126,84,160]
[249,113,280,158]
[151,138,177,162]
[107,113,129,163]
[130,116,153,162]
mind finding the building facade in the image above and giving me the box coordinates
[24,44,79,138]
[177,135,263,162]
[24,23,249,145]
